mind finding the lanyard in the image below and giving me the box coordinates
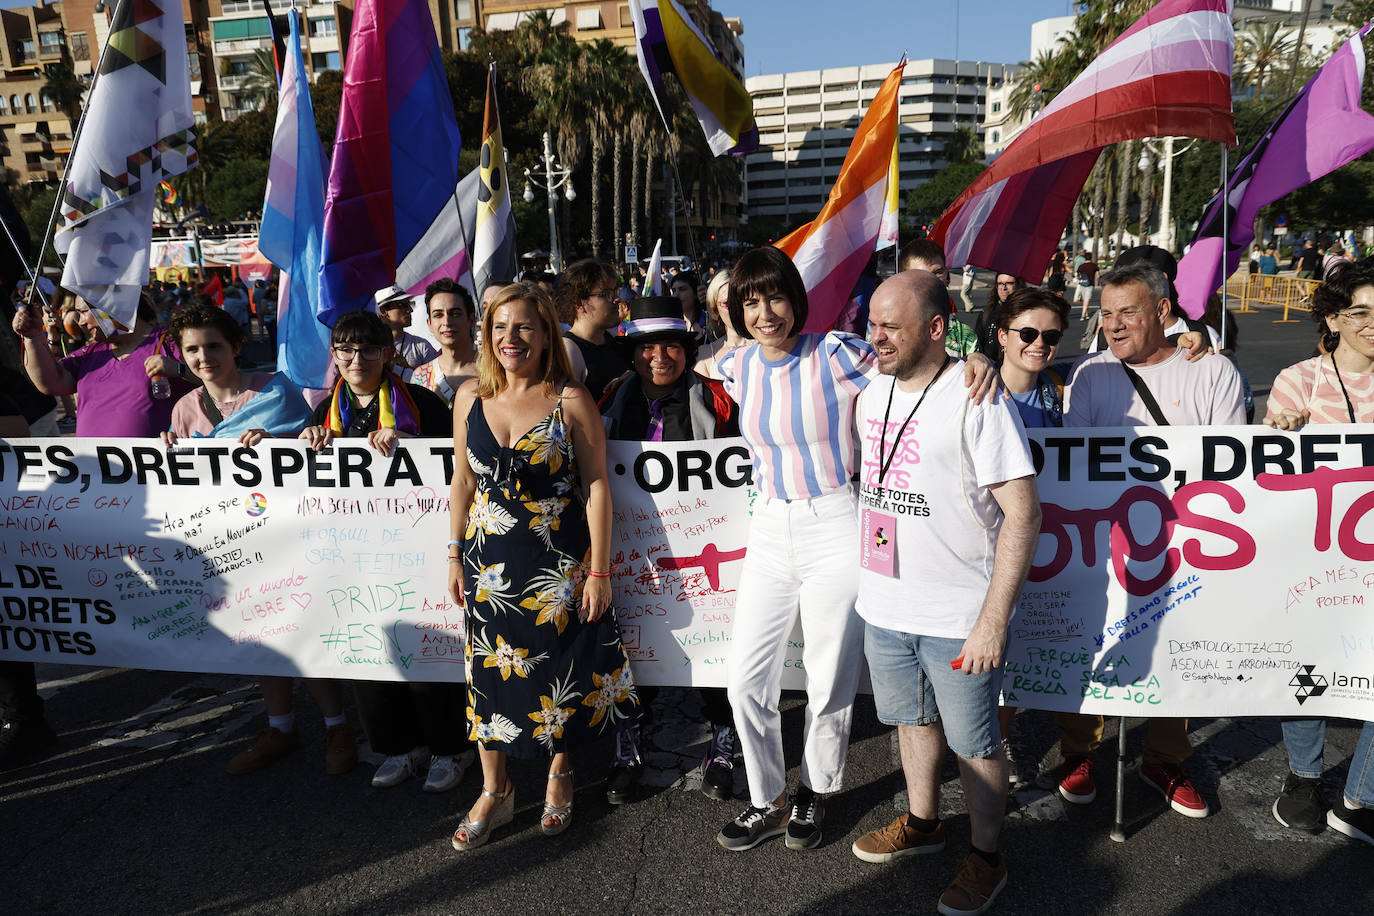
[877,356,950,486]
[1330,355,1358,423]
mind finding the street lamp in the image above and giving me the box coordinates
[1136,137,1195,253]
[523,131,575,273]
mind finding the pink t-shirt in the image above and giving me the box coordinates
[1266,356,1374,425]
[59,327,189,437]
[169,372,275,438]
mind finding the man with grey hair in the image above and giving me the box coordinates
[1053,261,1245,820]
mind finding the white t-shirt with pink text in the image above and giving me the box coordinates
[855,365,1035,638]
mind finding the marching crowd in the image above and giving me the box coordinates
[2,237,1373,915]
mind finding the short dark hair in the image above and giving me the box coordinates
[1313,257,1374,350]
[137,290,158,323]
[898,238,946,272]
[331,309,391,347]
[727,247,809,338]
[670,271,700,293]
[169,301,245,348]
[554,259,619,324]
[997,287,1069,332]
[424,277,475,317]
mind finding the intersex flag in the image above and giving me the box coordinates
[259,9,333,389]
[876,138,901,251]
[630,0,757,156]
[1175,25,1374,317]
[775,61,904,333]
[318,0,462,326]
[55,0,196,334]
[932,0,1236,280]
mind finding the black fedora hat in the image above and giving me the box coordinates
[616,296,696,350]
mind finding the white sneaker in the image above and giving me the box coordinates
[371,747,430,788]
[424,748,477,793]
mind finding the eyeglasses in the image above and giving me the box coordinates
[997,280,1017,288]
[1008,327,1064,346]
[332,345,384,362]
[1338,308,1374,327]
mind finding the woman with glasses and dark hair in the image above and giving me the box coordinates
[300,311,474,792]
[1263,257,1374,847]
[974,274,1027,359]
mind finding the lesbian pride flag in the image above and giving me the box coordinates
[932,0,1235,280]
[775,61,904,332]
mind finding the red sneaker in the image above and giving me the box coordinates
[1057,756,1096,804]
[1139,763,1210,818]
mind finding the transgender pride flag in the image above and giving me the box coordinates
[318,0,461,325]
[259,10,331,389]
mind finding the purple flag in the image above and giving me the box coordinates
[1176,24,1374,318]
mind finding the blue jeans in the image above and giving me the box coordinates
[1282,718,1374,807]
[863,623,1002,759]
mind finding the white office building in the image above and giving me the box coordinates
[743,59,1013,226]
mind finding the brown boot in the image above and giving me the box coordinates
[226,726,300,775]
[324,722,358,775]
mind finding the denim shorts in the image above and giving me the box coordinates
[863,622,1003,759]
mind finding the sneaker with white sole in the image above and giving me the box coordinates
[1327,797,1374,846]
[372,746,430,788]
[717,800,790,851]
[424,748,477,793]
[785,785,824,850]
[1139,763,1209,818]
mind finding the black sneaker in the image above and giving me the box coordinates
[0,717,57,769]
[701,726,736,801]
[1272,774,1325,834]
[606,763,643,805]
[785,785,825,850]
[1327,797,1374,846]
[717,801,790,851]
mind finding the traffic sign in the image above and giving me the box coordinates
[1274,213,1289,228]
[625,245,638,262]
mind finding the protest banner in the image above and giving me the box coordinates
[0,432,1372,723]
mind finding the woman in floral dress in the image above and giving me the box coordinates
[447,282,638,851]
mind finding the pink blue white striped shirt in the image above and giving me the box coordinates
[719,332,879,500]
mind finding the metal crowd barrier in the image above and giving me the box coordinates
[1234,273,1322,322]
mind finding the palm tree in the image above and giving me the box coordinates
[232,48,278,112]
[1113,140,1135,255]
[943,126,983,165]
[1236,22,1295,98]
[40,63,85,125]
[583,39,630,257]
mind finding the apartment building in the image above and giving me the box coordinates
[744,59,1012,226]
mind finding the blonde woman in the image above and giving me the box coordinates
[694,269,746,379]
[448,283,638,850]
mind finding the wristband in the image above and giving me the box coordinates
[587,569,610,579]
[447,539,461,547]
[447,557,462,564]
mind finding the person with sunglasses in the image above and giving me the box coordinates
[1263,258,1374,846]
[996,288,1074,431]
[300,311,475,793]
[375,285,438,378]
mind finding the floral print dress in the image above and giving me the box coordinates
[463,396,638,759]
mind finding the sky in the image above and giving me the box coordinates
[716,0,1079,77]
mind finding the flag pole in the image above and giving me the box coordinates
[0,213,50,311]
[24,0,127,313]
[1219,142,1229,352]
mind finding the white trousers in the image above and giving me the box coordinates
[727,485,864,806]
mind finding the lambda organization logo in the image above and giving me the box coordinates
[244,493,268,517]
[1289,665,1328,705]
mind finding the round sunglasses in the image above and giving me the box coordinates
[1008,327,1064,346]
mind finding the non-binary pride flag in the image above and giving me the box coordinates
[932,0,1235,281]
[630,0,757,156]
[776,61,905,333]
[318,0,462,326]
[56,0,196,334]
[259,9,333,389]
[1175,24,1374,318]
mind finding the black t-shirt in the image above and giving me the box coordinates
[1298,247,1321,272]
[309,382,452,437]
[0,365,55,424]
[568,332,630,402]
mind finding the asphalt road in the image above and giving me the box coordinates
[6,295,1369,915]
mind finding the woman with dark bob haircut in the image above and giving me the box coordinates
[711,246,997,853]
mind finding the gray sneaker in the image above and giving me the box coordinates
[717,800,790,851]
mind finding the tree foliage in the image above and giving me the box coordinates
[205,158,270,220]
[907,162,983,226]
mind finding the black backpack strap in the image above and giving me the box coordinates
[1120,363,1169,426]
[200,388,224,428]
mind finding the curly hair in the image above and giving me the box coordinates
[1311,257,1374,352]
[169,300,245,349]
[553,259,619,325]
